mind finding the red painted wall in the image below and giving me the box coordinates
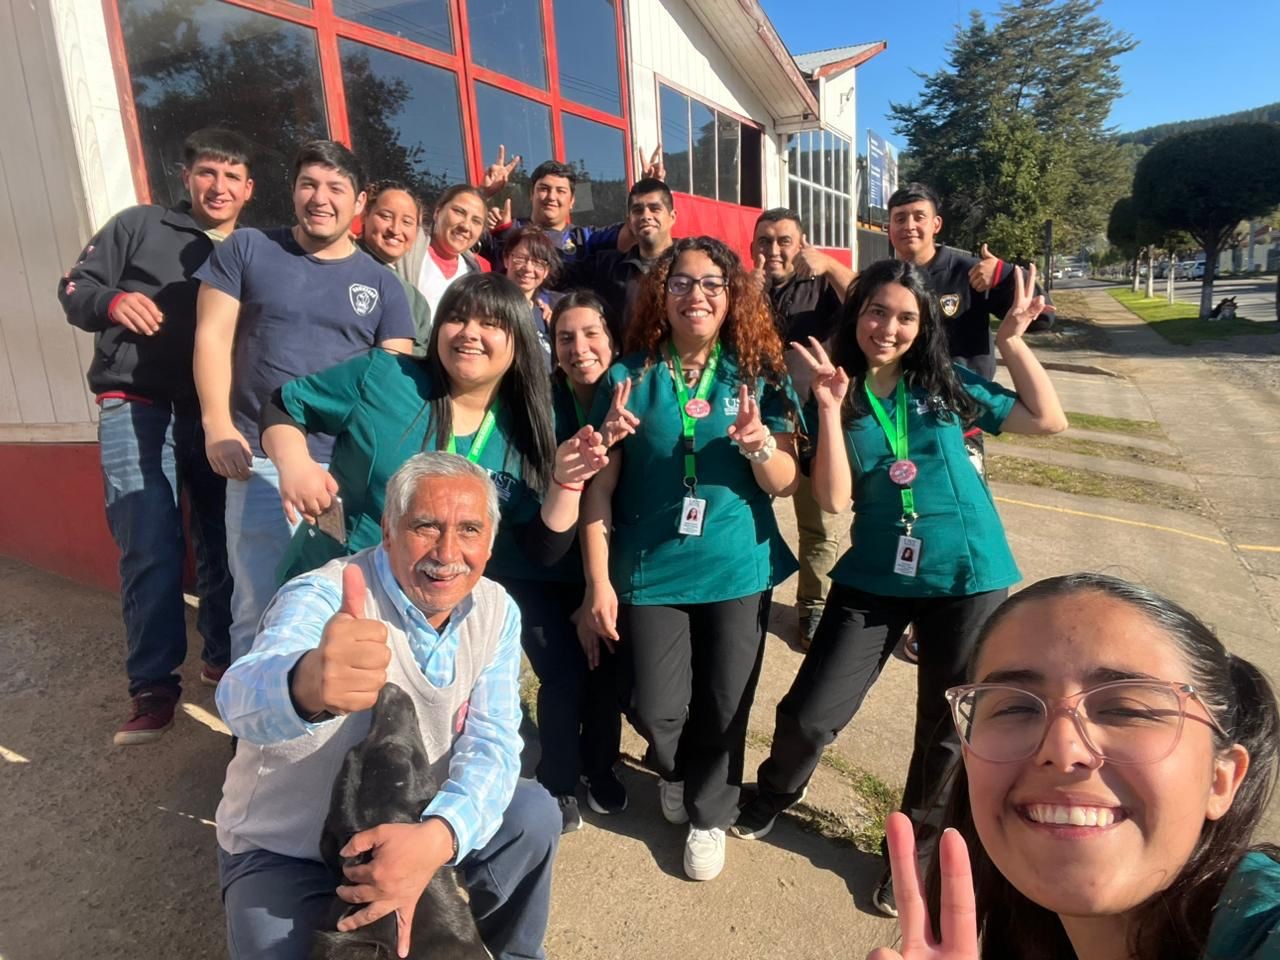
[0,443,119,592]
[670,192,854,270]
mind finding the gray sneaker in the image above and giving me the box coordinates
[658,778,688,824]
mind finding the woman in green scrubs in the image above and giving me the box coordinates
[257,272,606,583]
[732,258,1067,918]
[581,235,800,882]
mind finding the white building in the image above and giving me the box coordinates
[0,0,882,587]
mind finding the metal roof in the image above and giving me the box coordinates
[793,41,888,78]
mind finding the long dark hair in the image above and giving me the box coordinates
[927,573,1280,959]
[420,273,555,492]
[830,259,983,426]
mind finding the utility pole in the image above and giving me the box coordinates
[1043,219,1054,292]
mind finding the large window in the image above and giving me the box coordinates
[787,128,852,248]
[659,82,762,207]
[110,0,632,224]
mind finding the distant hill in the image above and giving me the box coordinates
[1117,102,1280,146]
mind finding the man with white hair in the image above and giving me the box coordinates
[214,452,559,960]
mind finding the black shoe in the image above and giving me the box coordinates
[730,794,780,840]
[557,794,583,833]
[582,770,628,815]
[797,612,821,651]
[872,869,898,917]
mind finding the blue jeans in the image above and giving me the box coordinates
[224,457,310,662]
[98,398,232,696]
[218,779,560,960]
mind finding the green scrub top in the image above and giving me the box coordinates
[1204,851,1280,959]
[275,348,544,583]
[826,365,1020,598]
[591,348,799,605]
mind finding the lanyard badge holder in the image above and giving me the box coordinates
[446,404,499,463]
[670,342,720,537]
[865,381,921,577]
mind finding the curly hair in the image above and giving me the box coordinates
[623,235,787,388]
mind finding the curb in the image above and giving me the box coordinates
[997,357,1123,378]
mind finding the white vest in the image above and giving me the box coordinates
[417,251,473,318]
[216,548,508,861]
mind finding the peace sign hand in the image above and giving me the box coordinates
[790,337,849,412]
[727,384,768,453]
[600,378,640,448]
[638,143,666,182]
[481,144,521,198]
[996,264,1054,342]
[865,813,979,960]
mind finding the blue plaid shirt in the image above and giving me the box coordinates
[216,546,524,860]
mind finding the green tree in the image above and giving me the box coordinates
[890,0,1135,259]
[1131,123,1280,317]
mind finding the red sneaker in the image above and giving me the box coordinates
[113,690,178,745]
[200,662,228,687]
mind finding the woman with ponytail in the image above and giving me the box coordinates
[868,572,1280,960]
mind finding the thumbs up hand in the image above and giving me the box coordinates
[749,251,768,292]
[969,243,1000,292]
[794,238,830,280]
[303,564,390,716]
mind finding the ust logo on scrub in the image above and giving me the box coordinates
[723,396,740,417]
[939,293,960,317]
[489,471,517,503]
[348,283,379,316]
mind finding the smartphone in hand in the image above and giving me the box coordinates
[315,495,347,545]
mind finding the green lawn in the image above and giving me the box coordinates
[1108,288,1278,345]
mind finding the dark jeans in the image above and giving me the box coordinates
[756,583,1006,856]
[620,592,770,830]
[501,578,623,796]
[98,398,232,696]
[218,779,560,960]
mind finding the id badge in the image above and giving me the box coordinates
[679,496,707,536]
[893,535,921,577]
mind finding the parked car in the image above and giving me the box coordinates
[1068,267,1085,278]
[1192,261,1206,280]
[1176,261,1196,280]
[1051,268,1063,279]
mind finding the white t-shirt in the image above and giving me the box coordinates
[417,250,473,317]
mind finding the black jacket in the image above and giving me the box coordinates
[58,202,218,408]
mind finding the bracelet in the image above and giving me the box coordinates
[554,477,585,492]
[738,433,778,464]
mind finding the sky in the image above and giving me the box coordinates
[760,0,1280,155]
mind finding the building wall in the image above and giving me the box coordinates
[625,0,784,209]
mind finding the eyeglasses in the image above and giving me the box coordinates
[508,254,549,271]
[666,274,729,297]
[945,679,1229,765]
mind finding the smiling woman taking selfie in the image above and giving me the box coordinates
[869,573,1280,960]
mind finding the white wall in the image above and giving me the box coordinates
[625,0,786,207]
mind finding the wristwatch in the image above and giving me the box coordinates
[741,433,777,463]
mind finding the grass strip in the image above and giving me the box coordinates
[1108,289,1278,346]
[988,431,1183,471]
[988,454,1205,516]
[1063,410,1164,438]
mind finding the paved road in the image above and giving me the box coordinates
[1058,276,1278,321]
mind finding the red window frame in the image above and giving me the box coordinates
[102,0,634,204]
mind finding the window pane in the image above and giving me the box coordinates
[659,85,691,193]
[118,0,328,228]
[467,0,548,90]
[553,0,621,114]
[789,179,798,218]
[823,131,834,188]
[332,0,452,52]
[474,82,553,217]
[787,134,798,183]
[561,114,626,226]
[716,113,739,205]
[690,100,716,199]
[837,137,848,194]
[340,40,468,207]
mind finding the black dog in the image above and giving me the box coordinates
[310,682,490,960]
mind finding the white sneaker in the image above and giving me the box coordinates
[684,826,726,881]
[658,778,688,824]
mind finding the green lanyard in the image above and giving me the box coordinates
[668,341,722,488]
[863,379,917,525]
[446,404,498,463]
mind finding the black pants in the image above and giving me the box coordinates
[502,577,623,796]
[756,583,1006,855]
[620,592,771,830]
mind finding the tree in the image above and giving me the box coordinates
[1132,123,1280,317]
[890,0,1135,259]
[1106,196,1141,290]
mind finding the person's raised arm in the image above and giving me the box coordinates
[991,265,1067,436]
[791,338,852,512]
[580,451,621,648]
[194,282,252,480]
[726,383,799,497]
[794,240,856,301]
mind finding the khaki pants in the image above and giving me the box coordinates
[792,471,852,618]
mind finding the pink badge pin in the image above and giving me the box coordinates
[888,459,918,486]
[684,398,711,419]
